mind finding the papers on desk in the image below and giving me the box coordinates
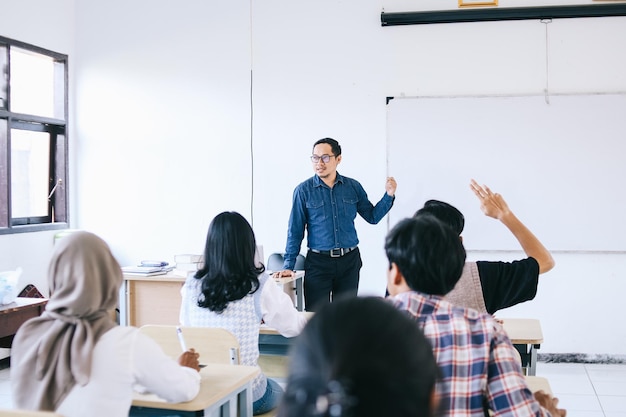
[121,265,173,276]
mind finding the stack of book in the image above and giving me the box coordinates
[121,261,174,277]
[172,254,204,277]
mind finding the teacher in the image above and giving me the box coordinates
[275,137,397,311]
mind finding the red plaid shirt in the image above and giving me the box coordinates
[390,291,552,417]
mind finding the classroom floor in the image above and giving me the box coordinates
[0,360,625,415]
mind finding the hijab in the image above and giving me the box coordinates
[11,231,123,411]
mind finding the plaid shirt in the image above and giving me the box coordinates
[391,291,552,417]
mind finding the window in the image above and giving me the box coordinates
[0,36,68,234]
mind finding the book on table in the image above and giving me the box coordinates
[121,265,170,276]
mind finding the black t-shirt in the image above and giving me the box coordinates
[477,257,540,314]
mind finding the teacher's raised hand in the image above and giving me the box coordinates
[386,177,397,197]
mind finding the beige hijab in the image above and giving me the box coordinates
[11,231,123,411]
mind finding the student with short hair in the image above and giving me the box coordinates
[277,296,440,417]
[180,211,307,415]
[385,215,566,417]
[415,179,555,314]
[11,232,201,417]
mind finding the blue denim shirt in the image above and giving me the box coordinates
[283,173,395,270]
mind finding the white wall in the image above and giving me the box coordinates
[72,0,254,264]
[3,0,625,355]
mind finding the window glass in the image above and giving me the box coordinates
[10,47,55,118]
[10,129,50,218]
[0,45,6,110]
[0,36,68,233]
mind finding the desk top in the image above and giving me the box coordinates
[123,273,187,283]
[501,318,543,344]
[132,364,259,411]
[259,312,313,335]
[272,270,305,285]
[0,297,48,313]
[524,376,552,395]
[124,271,304,285]
[259,313,543,344]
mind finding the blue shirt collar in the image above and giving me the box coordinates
[313,172,344,187]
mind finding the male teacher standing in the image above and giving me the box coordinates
[275,138,397,311]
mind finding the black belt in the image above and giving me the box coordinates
[310,247,357,258]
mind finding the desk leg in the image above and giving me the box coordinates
[220,400,233,417]
[118,280,128,326]
[513,343,540,376]
[528,344,540,376]
[237,384,253,417]
[204,383,252,417]
[295,276,303,312]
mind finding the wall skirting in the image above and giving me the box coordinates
[539,353,626,364]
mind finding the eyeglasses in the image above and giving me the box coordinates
[310,154,335,163]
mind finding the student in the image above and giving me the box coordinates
[415,179,555,314]
[275,137,397,311]
[277,296,440,417]
[11,231,201,417]
[179,211,307,415]
[385,215,566,417]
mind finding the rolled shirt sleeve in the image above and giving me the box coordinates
[260,277,307,337]
[132,331,201,403]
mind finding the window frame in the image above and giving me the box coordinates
[0,36,69,235]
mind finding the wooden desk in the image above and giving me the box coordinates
[259,316,545,377]
[525,376,552,396]
[121,273,304,327]
[132,363,259,417]
[501,318,543,376]
[120,274,186,327]
[272,271,305,311]
[0,298,48,348]
[488,376,552,416]
[258,312,313,356]
[259,326,294,356]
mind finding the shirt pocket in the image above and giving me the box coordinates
[342,196,359,219]
[306,199,325,222]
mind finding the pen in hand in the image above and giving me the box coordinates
[176,326,188,352]
[176,326,200,371]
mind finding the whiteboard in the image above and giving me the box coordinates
[386,94,626,252]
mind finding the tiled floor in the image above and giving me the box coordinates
[0,360,625,415]
[537,362,626,417]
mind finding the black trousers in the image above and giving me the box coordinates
[303,248,362,312]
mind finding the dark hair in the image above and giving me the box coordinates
[195,211,264,313]
[277,297,439,417]
[414,199,465,236]
[385,215,466,296]
[313,138,342,157]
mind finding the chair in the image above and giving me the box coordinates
[0,410,64,417]
[139,325,240,365]
[267,253,305,271]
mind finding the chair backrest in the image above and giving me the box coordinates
[267,253,284,271]
[267,253,305,271]
[139,325,240,365]
[0,410,65,417]
[294,254,305,270]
